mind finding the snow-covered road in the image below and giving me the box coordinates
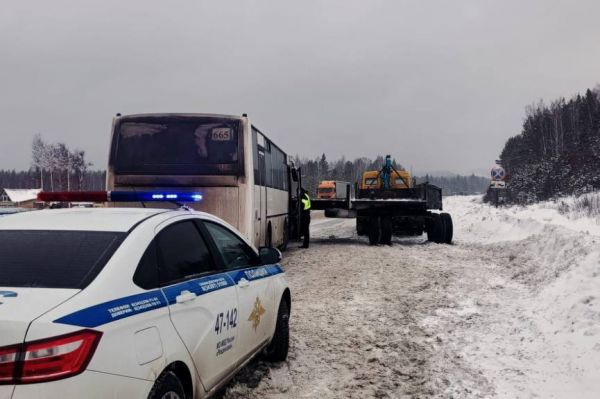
[221,196,600,398]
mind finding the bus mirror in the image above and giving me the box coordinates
[291,168,298,182]
[259,247,282,264]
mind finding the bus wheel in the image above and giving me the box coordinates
[279,219,289,251]
[266,223,273,248]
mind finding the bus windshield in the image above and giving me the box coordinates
[112,116,242,175]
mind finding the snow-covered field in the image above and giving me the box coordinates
[221,195,600,398]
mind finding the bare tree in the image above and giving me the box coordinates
[71,149,92,190]
[31,134,46,189]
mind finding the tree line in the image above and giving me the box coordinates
[0,169,106,191]
[1,135,488,196]
[291,154,488,196]
[0,134,105,191]
[497,87,600,203]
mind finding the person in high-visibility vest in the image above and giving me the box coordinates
[300,188,311,248]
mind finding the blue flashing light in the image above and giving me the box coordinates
[109,191,203,203]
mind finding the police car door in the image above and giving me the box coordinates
[202,221,275,362]
[156,219,239,392]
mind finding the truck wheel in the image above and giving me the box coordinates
[264,299,289,362]
[441,213,453,244]
[356,218,365,236]
[427,213,444,243]
[368,216,380,245]
[380,217,392,245]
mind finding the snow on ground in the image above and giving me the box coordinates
[444,196,600,398]
[220,195,600,398]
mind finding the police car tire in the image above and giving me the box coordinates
[148,370,186,399]
[265,299,289,362]
[441,213,453,244]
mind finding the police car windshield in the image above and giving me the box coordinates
[113,116,241,175]
[0,230,125,289]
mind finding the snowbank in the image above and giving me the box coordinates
[444,195,600,398]
[445,195,600,244]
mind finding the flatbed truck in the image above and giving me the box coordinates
[309,156,453,245]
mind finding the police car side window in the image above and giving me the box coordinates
[133,240,160,290]
[157,221,216,285]
[203,222,259,270]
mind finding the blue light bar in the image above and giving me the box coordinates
[109,191,203,202]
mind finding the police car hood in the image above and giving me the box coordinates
[0,287,78,346]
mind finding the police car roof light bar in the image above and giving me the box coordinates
[37,191,203,203]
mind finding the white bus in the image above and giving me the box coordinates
[107,113,298,249]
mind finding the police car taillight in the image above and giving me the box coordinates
[0,330,102,384]
[0,344,18,384]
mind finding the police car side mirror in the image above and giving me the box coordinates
[258,247,282,265]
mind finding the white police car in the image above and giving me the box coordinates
[0,197,290,399]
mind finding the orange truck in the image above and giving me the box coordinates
[317,180,350,199]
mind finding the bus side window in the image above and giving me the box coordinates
[265,140,273,187]
[252,127,265,186]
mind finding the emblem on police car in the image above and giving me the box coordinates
[248,297,266,331]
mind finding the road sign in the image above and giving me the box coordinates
[491,165,506,181]
[490,180,506,189]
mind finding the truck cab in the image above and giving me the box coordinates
[317,180,351,199]
[317,181,336,199]
[359,170,413,190]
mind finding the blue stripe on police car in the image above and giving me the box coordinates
[54,265,283,328]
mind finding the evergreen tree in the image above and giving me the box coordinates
[498,87,600,203]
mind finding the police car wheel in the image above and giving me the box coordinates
[148,371,186,399]
[264,299,289,362]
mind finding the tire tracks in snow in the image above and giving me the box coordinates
[222,219,498,398]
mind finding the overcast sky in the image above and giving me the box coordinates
[1,0,599,176]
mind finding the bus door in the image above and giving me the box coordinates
[255,147,267,247]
